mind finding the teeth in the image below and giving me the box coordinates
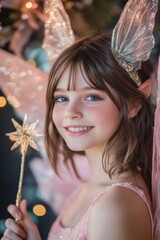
[67,127,91,133]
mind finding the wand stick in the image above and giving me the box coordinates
[15,143,27,207]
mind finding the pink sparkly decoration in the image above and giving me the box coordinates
[152,56,160,240]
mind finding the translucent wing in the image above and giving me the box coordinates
[0,48,47,132]
[111,0,158,71]
[152,56,160,240]
[42,0,75,62]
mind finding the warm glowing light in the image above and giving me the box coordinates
[0,96,7,107]
[26,2,33,9]
[33,204,46,217]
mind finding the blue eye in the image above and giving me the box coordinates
[54,96,68,102]
[85,95,102,101]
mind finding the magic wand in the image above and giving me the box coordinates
[6,114,43,208]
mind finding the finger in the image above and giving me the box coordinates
[1,237,12,240]
[19,200,27,217]
[3,228,23,240]
[5,219,26,238]
[20,200,36,229]
[7,205,22,221]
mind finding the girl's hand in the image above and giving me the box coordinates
[1,199,41,240]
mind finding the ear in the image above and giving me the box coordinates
[129,79,152,118]
[138,78,152,98]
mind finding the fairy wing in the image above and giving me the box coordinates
[111,0,158,86]
[42,0,75,62]
[0,48,47,132]
[111,0,158,71]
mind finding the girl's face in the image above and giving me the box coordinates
[52,66,121,153]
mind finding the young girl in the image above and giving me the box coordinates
[2,33,154,240]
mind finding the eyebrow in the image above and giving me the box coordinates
[54,87,94,92]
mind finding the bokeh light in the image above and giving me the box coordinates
[26,2,33,9]
[0,96,7,107]
[33,204,46,217]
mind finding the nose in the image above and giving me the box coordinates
[64,96,83,119]
[65,111,83,119]
[64,102,83,119]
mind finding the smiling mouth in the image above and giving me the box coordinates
[65,126,93,133]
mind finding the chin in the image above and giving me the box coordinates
[66,143,86,152]
[68,146,85,152]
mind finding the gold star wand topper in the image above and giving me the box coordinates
[6,114,44,208]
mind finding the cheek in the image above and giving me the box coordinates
[52,107,63,126]
[87,105,119,124]
[88,108,106,122]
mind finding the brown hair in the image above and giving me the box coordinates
[45,33,154,190]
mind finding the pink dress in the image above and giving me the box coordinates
[47,182,153,240]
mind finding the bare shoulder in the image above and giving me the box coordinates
[87,186,152,240]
